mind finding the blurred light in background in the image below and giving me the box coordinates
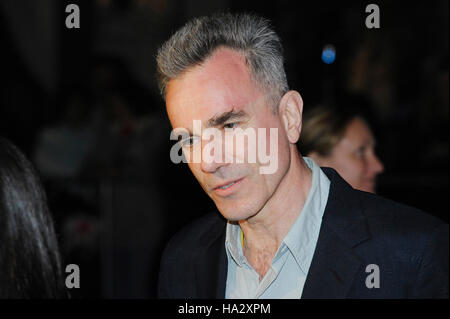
[321,44,336,64]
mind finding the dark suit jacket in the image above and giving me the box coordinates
[158,168,449,298]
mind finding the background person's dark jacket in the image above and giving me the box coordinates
[158,168,449,299]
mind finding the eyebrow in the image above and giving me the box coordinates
[207,109,248,128]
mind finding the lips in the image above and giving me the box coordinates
[213,177,245,195]
[214,178,243,190]
[217,181,237,190]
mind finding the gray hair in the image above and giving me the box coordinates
[156,13,289,111]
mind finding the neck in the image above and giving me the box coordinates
[239,150,312,277]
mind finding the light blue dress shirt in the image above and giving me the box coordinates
[225,157,331,299]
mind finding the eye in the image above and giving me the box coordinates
[356,146,367,158]
[223,122,238,129]
[180,136,200,148]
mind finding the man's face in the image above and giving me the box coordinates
[165,48,291,221]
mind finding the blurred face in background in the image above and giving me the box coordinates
[311,117,384,193]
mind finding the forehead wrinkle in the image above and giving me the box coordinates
[166,49,265,132]
[206,108,248,127]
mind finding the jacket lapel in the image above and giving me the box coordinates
[195,219,228,298]
[302,168,371,298]
[301,221,365,298]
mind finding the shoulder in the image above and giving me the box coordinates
[355,191,448,297]
[158,212,226,298]
[162,211,227,259]
[323,166,447,243]
[353,190,448,270]
[357,190,447,236]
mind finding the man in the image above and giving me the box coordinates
[156,13,448,298]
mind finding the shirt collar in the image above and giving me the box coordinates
[225,157,330,273]
[283,157,330,274]
[225,221,245,267]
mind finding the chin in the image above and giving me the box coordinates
[215,199,262,222]
[216,206,251,222]
[360,184,376,194]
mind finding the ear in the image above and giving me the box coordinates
[279,91,304,144]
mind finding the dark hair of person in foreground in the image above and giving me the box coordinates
[0,137,66,298]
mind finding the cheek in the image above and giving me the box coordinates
[242,174,273,210]
[347,157,365,177]
[348,160,369,190]
[259,170,279,196]
[261,119,289,170]
[331,153,363,183]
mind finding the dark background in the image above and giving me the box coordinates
[0,0,448,298]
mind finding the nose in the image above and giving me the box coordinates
[200,136,228,173]
[370,153,384,175]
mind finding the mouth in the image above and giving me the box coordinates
[213,177,245,195]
